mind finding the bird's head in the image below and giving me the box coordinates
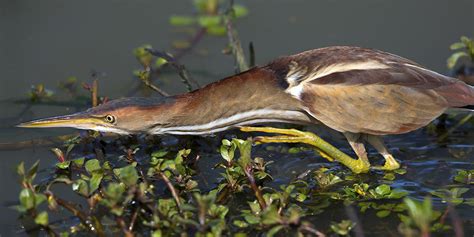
[17,97,177,135]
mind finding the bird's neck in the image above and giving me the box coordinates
[151,68,313,135]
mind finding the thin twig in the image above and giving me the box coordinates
[300,223,326,237]
[91,79,98,107]
[47,194,105,237]
[174,27,207,60]
[224,0,249,72]
[128,207,140,232]
[142,74,170,97]
[158,172,182,212]
[244,165,267,210]
[146,48,200,91]
[116,216,135,237]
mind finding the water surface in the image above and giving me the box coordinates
[1,0,473,235]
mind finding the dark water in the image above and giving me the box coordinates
[1,0,473,235]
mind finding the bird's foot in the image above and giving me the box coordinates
[239,126,370,174]
[371,155,401,171]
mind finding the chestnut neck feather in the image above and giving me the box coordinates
[149,67,313,134]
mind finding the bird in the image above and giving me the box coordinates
[18,46,474,173]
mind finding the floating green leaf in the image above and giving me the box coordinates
[453,169,473,184]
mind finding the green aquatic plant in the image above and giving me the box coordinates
[453,169,474,184]
[447,36,474,69]
[169,0,248,37]
[330,220,355,236]
[28,84,54,102]
[398,197,451,237]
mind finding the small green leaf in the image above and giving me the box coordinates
[175,149,191,164]
[388,189,408,199]
[152,230,162,237]
[89,173,103,193]
[104,183,125,201]
[233,5,249,18]
[261,207,281,225]
[222,139,231,146]
[85,159,101,174]
[447,51,468,69]
[330,220,355,235]
[17,162,25,176]
[27,160,40,180]
[206,25,227,36]
[72,157,85,167]
[460,36,471,45]
[169,15,196,26]
[295,193,307,202]
[155,58,168,68]
[55,161,71,170]
[383,173,396,181]
[394,168,407,175]
[34,211,49,226]
[19,189,35,210]
[243,214,259,224]
[375,184,391,197]
[450,42,466,50]
[34,193,47,207]
[376,210,391,218]
[198,15,221,27]
[151,150,168,158]
[233,220,248,228]
[72,179,89,196]
[114,165,139,187]
[454,169,473,184]
[236,139,252,168]
[267,225,284,237]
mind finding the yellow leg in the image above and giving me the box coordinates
[371,154,400,171]
[240,126,370,174]
[366,135,401,171]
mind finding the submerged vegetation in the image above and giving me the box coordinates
[9,0,474,236]
[15,136,474,236]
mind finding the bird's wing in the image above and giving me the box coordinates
[267,46,474,107]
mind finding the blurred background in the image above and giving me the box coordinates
[0,0,473,235]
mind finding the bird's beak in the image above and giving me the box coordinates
[17,112,104,129]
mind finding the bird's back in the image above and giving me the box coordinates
[263,46,474,134]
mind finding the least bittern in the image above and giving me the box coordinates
[18,46,474,173]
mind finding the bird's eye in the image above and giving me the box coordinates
[104,115,116,124]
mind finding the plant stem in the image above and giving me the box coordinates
[47,194,105,237]
[158,172,182,212]
[146,48,200,91]
[116,216,135,237]
[224,6,249,72]
[244,165,267,210]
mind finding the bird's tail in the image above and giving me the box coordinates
[436,82,474,108]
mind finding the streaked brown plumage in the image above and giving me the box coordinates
[18,46,474,171]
